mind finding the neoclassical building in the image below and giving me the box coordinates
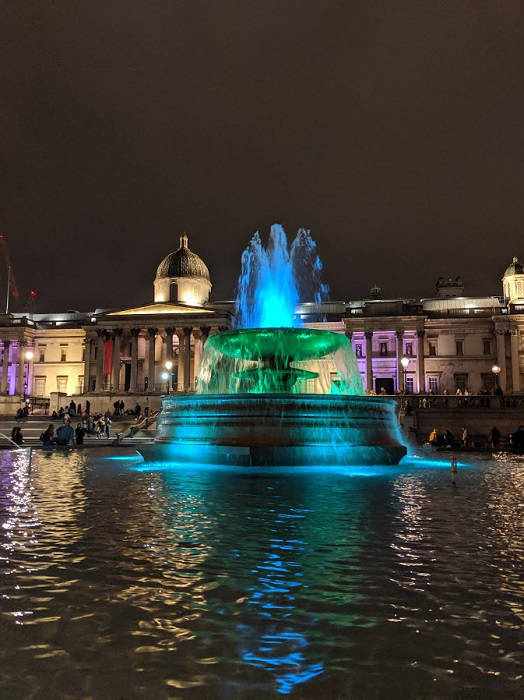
[0,237,523,413]
[301,262,524,395]
[0,234,231,414]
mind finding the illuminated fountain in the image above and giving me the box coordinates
[139,225,406,466]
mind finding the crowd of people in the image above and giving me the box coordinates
[9,399,149,448]
[424,424,522,451]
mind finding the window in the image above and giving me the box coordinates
[405,377,414,394]
[57,376,68,393]
[38,345,46,363]
[428,340,437,357]
[483,339,491,355]
[33,376,46,397]
[454,373,468,392]
[379,342,388,356]
[60,344,68,362]
[428,376,439,393]
[405,342,413,357]
[355,343,363,358]
[456,340,464,357]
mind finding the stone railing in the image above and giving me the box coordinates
[397,394,524,411]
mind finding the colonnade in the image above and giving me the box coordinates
[346,328,425,393]
[347,324,521,394]
[84,325,220,394]
[0,338,33,396]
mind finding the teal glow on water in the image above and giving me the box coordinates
[0,448,522,697]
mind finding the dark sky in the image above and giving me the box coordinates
[1,1,523,311]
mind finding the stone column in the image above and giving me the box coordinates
[83,335,92,394]
[176,328,185,391]
[395,330,404,392]
[111,329,122,392]
[1,340,10,394]
[15,340,26,396]
[184,327,192,392]
[165,327,174,366]
[25,344,34,396]
[146,328,157,392]
[510,330,520,394]
[193,326,210,389]
[95,330,105,392]
[129,329,140,393]
[416,330,425,394]
[365,331,373,393]
[495,330,507,393]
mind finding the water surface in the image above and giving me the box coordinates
[0,449,522,698]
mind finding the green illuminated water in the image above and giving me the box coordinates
[197,328,364,395]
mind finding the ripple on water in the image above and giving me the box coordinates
[0,448,522,697]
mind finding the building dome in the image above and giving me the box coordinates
[156,234,210,281]
[153,234,212,306]
[502,256,524,303]
[503,256,523,277]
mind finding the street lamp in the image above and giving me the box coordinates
[24,349,34,361]
[492,364,501,389]
[163,360,175,393]
[400,356,409,393]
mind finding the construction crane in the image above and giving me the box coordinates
[0,233,19,314]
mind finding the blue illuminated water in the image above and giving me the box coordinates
[235,224,329,328]
[0,448,522,697]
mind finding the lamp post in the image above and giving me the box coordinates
[162,360,174,393]
[23,348,34,401]
[491,364,501,390]
[400,356,409,393]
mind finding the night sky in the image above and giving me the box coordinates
[1,2,522,311]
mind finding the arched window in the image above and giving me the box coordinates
[169,282,178,302]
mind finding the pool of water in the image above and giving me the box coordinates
[0,449,522,698]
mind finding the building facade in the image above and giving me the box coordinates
[0,237,523,414]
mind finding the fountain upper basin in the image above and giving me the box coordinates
[138,393,407,467]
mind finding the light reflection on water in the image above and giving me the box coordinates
[0,449,522,697]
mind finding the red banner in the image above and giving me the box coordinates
[103,338,113,375]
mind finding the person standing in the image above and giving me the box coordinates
[96,417,104,439]
[450,456,458,485]
[75,423,86,445]
[490,426,501,450]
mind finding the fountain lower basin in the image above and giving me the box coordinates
[138,393,407,467]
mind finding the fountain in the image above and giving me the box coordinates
[139,225,406,466]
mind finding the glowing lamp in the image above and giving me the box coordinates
[24,350,34,361]
[161,371,169,381]
[400,356,409,370]
[491,365,501,375]
[164,360,173,370]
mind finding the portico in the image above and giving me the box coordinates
[83,307,229,399]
